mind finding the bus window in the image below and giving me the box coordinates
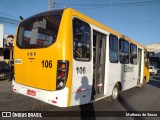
[109,34,118,63]
[130,43,137,64]
[73,18,91,61]
[17,13,62,48]
[119,39,129,64]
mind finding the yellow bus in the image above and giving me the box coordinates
[12,8,150,107]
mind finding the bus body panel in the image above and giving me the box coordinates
[12,80,68,107]
[14,44,59,90]
[54,9,73,106]
[144,66,150,82]
[108,63,139,90]
[70,61,93,106]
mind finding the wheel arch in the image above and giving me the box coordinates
[116,82,122,91]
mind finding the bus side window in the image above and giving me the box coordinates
[119,39,129,64]
[109,34,118,63]
[73,18,91,61]
[130,43,137,65]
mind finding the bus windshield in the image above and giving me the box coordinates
[17,13,62,48]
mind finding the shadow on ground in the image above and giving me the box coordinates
[148,75,160,88]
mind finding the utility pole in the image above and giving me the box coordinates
[48,0,50,11]
[48,0,59,10]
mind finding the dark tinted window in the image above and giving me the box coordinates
[130,43,137,64]
[109,34,118,63]
[119,39,129,64]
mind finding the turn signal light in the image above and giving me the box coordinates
[61,63,66,69]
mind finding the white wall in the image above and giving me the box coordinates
[0,24,4,48]
[146,43,160,58]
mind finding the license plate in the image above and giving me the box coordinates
[27,90,36,96]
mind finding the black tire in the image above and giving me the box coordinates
[107,84,119,102]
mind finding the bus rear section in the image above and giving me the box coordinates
[12,10,71,107]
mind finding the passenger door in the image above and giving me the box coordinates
[92,31,106,99]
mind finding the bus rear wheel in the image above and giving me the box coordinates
[107,84,119,102]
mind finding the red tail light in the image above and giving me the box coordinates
[60,72,65,78]
[56,60,69,90]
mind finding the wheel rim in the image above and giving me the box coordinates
[112,87,118,100]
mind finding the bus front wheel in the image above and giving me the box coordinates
[107,84,119,102]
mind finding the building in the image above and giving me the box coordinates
[0,24,4,48]
[0,32,14,65]
[146,43,160,57]
[146,43,160,68]
[3,34,14,64]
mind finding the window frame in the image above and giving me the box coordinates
[72,17,91,62]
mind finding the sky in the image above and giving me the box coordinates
[0,0,160,45]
